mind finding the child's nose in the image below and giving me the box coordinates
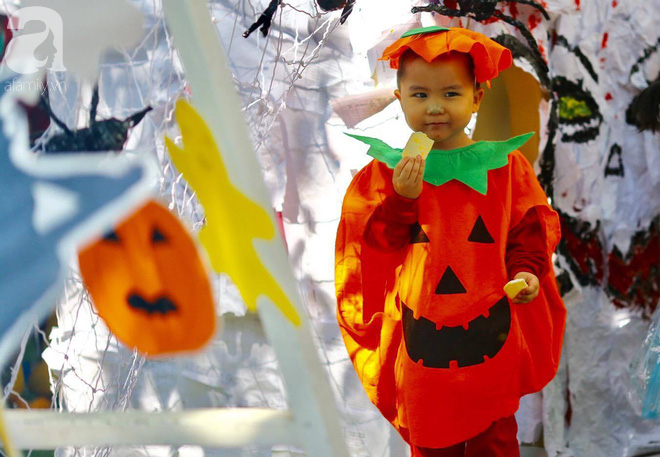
[427,104,445,115]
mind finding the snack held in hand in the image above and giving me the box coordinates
[504,278,528,299]
[402,132,434,159]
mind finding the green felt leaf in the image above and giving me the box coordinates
[346,132,534,195]
[400,26,450,38]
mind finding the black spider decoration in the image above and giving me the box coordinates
[40,85,152,154]
[412,1,550,80]
[243,0,355,38]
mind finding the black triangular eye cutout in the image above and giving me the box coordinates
[435,266,467,294]
[410,222,430,244]
[103,231,120,242]
[152,227,167,243]
[468,216,494,243]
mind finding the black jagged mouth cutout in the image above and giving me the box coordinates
[402,296,511,368]
[127,293,178,315]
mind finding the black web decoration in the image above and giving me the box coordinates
[412,1,550,81]
[40,85,152,154]
[243,0,355,38]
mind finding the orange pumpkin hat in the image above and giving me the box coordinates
[379,26,512,84]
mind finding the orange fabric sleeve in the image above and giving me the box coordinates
[364,193,419,252]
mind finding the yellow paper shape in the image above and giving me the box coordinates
[504,278,528,299]
[0,401,19,457]
[165,100,301,326]
[402,132,434,159]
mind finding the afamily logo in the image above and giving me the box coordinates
[4,6,66,75]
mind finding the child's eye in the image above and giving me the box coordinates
[412,92,427,98]
[445,92,460,97]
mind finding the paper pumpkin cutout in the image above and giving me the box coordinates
[165,100,300,326]
[78,200,216,356]
[0,72,152,365]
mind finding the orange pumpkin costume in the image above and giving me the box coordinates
[335,27,566,449]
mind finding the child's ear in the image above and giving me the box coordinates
[394,89,401,101]
[472,86,485,113]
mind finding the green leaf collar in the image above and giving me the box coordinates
[347,132,534,195]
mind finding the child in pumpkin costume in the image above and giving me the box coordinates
[335,27,566,456]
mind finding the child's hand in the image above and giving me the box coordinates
[393,155,425,199]
[512,272,540,304]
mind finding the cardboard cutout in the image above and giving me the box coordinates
[165,100,300,326]
[79,200,216,356]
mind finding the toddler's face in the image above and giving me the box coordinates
[395,53,484,150]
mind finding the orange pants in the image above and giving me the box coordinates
[411,416,520,457]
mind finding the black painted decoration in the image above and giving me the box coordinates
[605,144,624,177]
[554,76,602,144]
[468,215,495,243]
[436,266,467,294]
[410,222,430,244]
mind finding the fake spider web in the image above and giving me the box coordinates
[2,0,404,456]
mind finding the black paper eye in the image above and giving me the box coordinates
[103,230,120,242]
[152,228,167,244]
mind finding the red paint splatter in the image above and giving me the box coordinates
[605,92,613,100]
[509,2,519,18]
[608,220,660,317]
[601,32,609,49]
[559,213,605,285]
[528,14,540,31]
[575,0,581,10]
[539,44,547,61]
[612,0,618,6]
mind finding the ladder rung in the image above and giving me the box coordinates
[5,408,298,450]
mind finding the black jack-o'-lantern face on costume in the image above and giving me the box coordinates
[393,182,519,372]
[402,219,511,368]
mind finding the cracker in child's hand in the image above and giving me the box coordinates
[402,132,434,159]
[504,278,528,299]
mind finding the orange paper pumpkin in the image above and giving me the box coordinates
[336,150,566,448]
[79,200,216,356]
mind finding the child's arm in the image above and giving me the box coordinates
[506,209,548,304]
[363,156,425,251]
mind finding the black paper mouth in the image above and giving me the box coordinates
[127,293,177,315]
[402,296,511,368]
